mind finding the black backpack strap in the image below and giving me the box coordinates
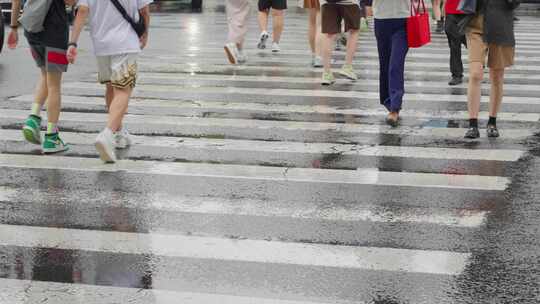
[109,0,139,32]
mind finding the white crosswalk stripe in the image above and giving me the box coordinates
[0,279,346,304]
[1,9,539,304]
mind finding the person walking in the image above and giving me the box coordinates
[68,0,152,163]
[464,0,520,139]
[225,0,251,64]
[8,0,76,154]
[257,0,287,52]
[320,0,361,85]
[444,0,466,85]
[369,0,410,127]
[432,0,445,33]
[302,0,323,67]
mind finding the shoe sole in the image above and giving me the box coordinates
[464,133,480,139]
[22,126,41,145]
[43,145,69,154]
[321,77,335,85]
[487,131,500,138]
[224,46,237,64]
[338,71,358,81]
[95,141,117,163]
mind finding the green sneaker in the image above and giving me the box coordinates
[321,71,335,85]
[339,64,358,81]
[43,133,69,154]
[22,115,42,145]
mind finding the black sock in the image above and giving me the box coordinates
[488,116,497,126]
[469,119,478,128]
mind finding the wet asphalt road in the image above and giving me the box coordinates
[1,3,540,304]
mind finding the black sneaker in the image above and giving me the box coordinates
[385,113,399,128]
[486,125,500,138]
[464,127,480,139]
[436,20,444,33]
[448,76,463,86]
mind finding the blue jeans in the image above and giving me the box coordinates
[374,18,409,113]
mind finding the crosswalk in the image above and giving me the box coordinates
[0,8,539,304]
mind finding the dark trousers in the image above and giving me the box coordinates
[374,18,409,113]
[445,14,467,78]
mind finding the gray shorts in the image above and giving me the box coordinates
[29,44,68,73]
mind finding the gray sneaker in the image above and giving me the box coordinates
[257,32,269,49]
[114,128,133,149]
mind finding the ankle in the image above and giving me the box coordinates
[46,122,59,134]
[469,118,479,128]
[31,103,42,117]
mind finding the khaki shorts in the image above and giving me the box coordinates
[97,53,138,89]
[321,4,361,34]
[466,15,515,69]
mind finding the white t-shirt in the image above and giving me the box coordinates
[78,0,153,56]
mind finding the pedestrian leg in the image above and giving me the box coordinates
[486,67,505,137]
[105,82,114,110]
[321,33,336,84]
[337,28,358,81]
[387,22,409,115]
[445,14,464,85]
[257,5,270,49]
[374,19,392,112]
[271,9,284,51]
[467,63,483,120]
[107,87,132,133]
[44,71,63,133]
[225,0,251,64]
[432,0,444,33]
[258,9,269,33]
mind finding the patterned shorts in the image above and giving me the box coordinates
[97,53,139,89]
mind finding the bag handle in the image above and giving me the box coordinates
[410,0,427,16]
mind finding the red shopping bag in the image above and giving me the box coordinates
[407,0,431,48]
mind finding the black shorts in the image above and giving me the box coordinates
[321,4,361,34]
[258,0,287,11]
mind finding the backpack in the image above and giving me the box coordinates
[19,0,53,33]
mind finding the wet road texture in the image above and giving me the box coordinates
[1,3,540,304]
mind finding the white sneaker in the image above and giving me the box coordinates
[114,128,132,149]
[237,50,247,64]
[224,43,239,64]
[338,64,358,81]
[312,56,323,68]
[257,32,269,49]
[271,42,280,53]
[95,128,117,163]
